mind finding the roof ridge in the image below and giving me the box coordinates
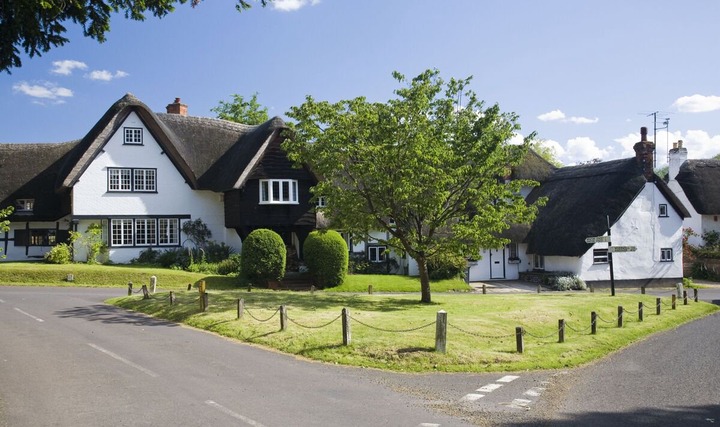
[156,113,259,133]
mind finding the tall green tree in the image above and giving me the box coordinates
[0,206,12,258]
[531,139,563,167]
[1,0,270,73]
[212,93,269,125]
[284,69,543,303]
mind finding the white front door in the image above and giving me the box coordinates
[489,248,505,279]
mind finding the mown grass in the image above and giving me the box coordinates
[326,274,470,292]
[110,289,719,373]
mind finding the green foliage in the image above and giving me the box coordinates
[1,0,270,73]
[212,93,269,125]
[285,69,542,303]
[240,229,286,285]
[217,253,242,275]
[204,241,235,263]
[427,252,467,280]
[181,218,212,249]
[133,247,159,264]
[303,230,348,288]
[348,252,399,275]
[74,223,108,264]
[530,139,564,167]
[156,248,190,269]
[44,243,73,264]
[546,272,587,291]
[0,206,12,258]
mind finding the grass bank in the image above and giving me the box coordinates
[110,289,718,372]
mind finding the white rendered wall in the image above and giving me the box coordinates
[2,219,70,261]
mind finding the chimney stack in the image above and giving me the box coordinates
[166,97,188,116]
[668,139,688,182]
[633,126,654,181]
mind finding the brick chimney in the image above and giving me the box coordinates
[633,127,654,181]
[166,97,187,116]
[668,139,688,182]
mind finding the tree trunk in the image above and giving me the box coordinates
[417,254,432,304]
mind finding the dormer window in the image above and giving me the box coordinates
[16,199,34,212]
[124,127,143,145]
[259,179,298,204]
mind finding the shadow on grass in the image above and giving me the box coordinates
[397,346,434,354]
[54,304,179,327]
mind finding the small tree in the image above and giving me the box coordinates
[0,206,12,258]
[241,229,286,285]
[303,230,348,288]
[212,93,269,125]
[182,218,212,249]
[74,223,107,264]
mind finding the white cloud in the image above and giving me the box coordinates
[51,60,87,76]
[508,132,525,145]
[12,81,73,103]
[672,94,720,113]
[86,70,129,81]
[537,109,598,124]
[272,0,320,12]
[561,137,613,165]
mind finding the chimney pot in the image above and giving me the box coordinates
[672,142,678,150]
[640,127,648,141]
[678,140,683,149]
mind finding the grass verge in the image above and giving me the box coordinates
[109,289,718,373]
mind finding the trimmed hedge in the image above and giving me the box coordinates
[303,230,348,288]
[241,229,286,285]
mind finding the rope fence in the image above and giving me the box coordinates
[123,281,703,355]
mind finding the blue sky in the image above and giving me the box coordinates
[3,0,720,166]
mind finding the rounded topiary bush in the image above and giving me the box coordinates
[303,230,348,288]
[241,229,286,285]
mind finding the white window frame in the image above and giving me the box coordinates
[159,218,179,246]
[316,196,327,208]
[259,179,299,204]
[368,245,386,263]
[108,168,156,192]
[593,248,609,264]
[111,219,133,247]
[533,254,545,270]
[135,219,157,246]
[660,248,674,262]
[16,198,34,212]
[659,204,668,217]
[124,127,143,145]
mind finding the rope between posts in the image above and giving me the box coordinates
[595,313,616,324]
[564,320,594,333]
[447,322,516,339]
[623,307,637,315]
[286,313,343,329]
[349,315,435,333]
[523,327,559,340]
[244,307,280,323]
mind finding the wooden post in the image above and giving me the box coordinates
[310,285,316,294]
[641,286,646,295]
[202,292,209,312]
[516,327,524,354]
[672,294,677,310]
[537,284,541,294]
[558,319,565,343]
[656,297,661,315]
[169,291,175,305]
[199,280,206,294]
[694,288,699,303]
[150,275,157,294]
[638,301,643,322]
[141,285,149,300]
[342,308,351,346]
[237,299,244,319]
[617,306,623,328]
[482,284,486,295]
[435,310,447,353]
[683,290,688,306]
[187,283,192,291]
[590,284,594,293]
[368,285,373,294]
[127,282,133,296]
[199,293,205,311]
[280,305,287,331]
[591,311,597,335]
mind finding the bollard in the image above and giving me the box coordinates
[638,301,643,322]
[150,276,157,294]
[170,291,176,305]
[435,310,447,353]
[641,286,646,295]
[280,305,287,331]
[617,306,623,328]
[482,284,486,295]
[694,288,698,303]
[237,298,244,319]
[591,311,597,335]
[537,284,541,294]
[199,280,206,294]
[342,308,351,346]
[187,283,192,291]
[683,290,688,306]
[590,284,594,293]
[199,292,205,311]
[516,327,524,354]
[368,285,373,295]
[672,294,677,310]
[127,282,133,296]
[656,297,661,315]
[310,285,316,294]
[558,319,565,343]
[141,285,149,300]
[202,292,209,312]
[676,282,684,302]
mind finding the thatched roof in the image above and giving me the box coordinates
[676,159,720,214]
[510,149,557,182]
[523,157,689,257]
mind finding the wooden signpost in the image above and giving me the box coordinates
[585,215,637,296]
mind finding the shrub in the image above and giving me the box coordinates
[547,272,587,291]
[303,230,348,288]
[132,247,159,264]
[187,261,219,274]
[241,229,286,285]
[217,253,242,275]
[205,241,235,263]
[349,252,399,275]
[45,243,73,264]
[157,248,190,269]
[427,252,467,280]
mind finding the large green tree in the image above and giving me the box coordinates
[0,0,269,73]
[212,93,269,125]
[284,69,543,303]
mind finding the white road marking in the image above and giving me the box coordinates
[418,424,441,427]
[87,343,158,378]
[505,398,532,409]
[497,375,520,383]
[0,298,5,303]
[477,383,503,393]
[523,386,546,397]
[14,307,43,322]
[205,400,266,426]
[461,393,485,401]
